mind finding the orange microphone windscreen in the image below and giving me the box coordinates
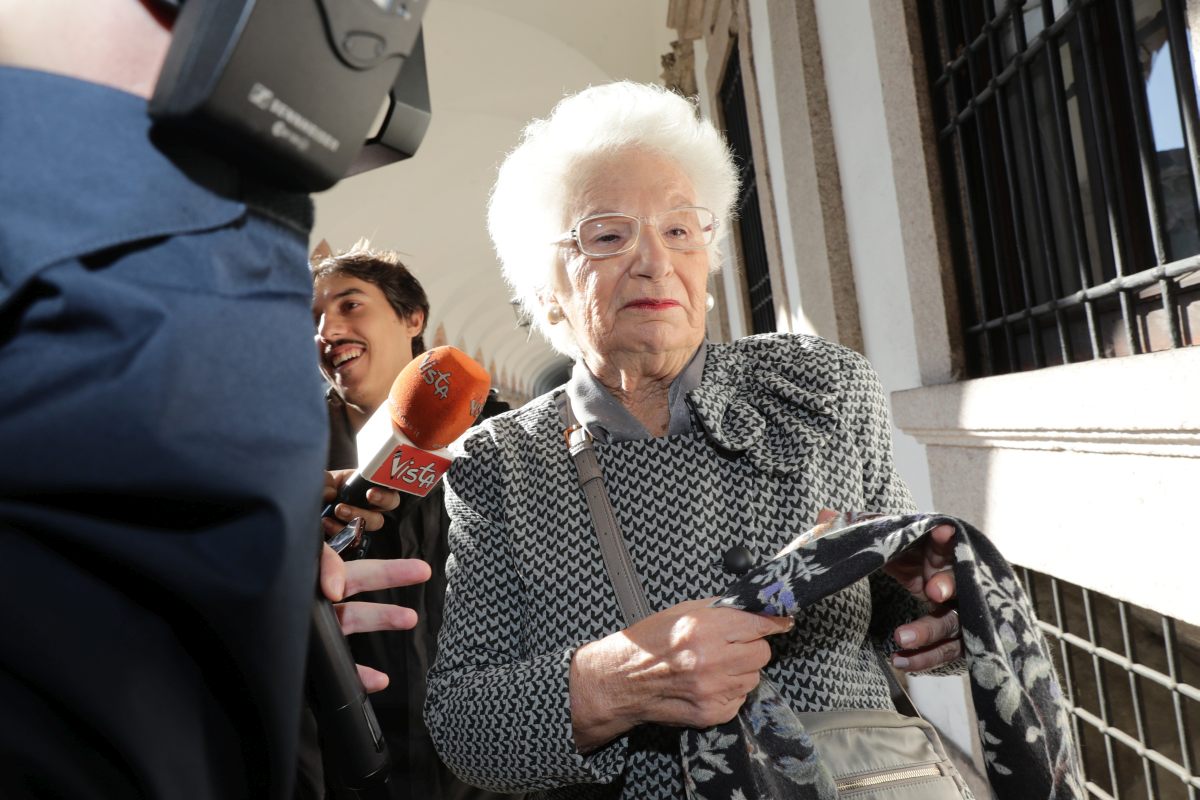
[387,346,491,450]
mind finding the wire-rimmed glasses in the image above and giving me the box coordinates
[556,206,718,258]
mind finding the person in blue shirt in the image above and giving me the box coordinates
[0,3,425,798]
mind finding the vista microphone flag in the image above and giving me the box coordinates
[325,347,490,513]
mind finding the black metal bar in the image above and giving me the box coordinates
[955,0,1020,369]
[1113,0,1183,351]
[1074,0,1141,355]
[1162,0,1200,219]
[1160,0,1200,353]
[934,0,1099,135]
[1118,601,1160,798]
[965,253,1200,332]
[719,44,775,336]
[982,0,1046,368]
[1041,0,1104,359]
[1113,0,1169,265]
[937,0,998,373]
[1082,588,1122,797]
[1009,0,1073,364]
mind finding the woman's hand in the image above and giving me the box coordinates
[814,509,961,672]
[870,513,961,671]
[568,599,794,752]
[320,468,400,536]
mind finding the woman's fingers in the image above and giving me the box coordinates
[892,636,964,672]
[922,523,957,573]
[893,606,962,670]
[725,610,795,643]
[925,567,956,604]
[895,605,959,649]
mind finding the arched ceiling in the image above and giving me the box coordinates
[312,0,673,402]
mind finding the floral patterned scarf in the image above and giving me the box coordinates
[683,512,1085,800]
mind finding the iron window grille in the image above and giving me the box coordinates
[1019,567,1199,799]
[719,41,777,335]
[921,0,1200,377]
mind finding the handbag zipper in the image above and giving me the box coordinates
[835,764,943,792]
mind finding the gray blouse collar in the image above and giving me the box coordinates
[566,344,707,443]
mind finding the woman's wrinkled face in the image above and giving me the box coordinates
[551,149,711,369]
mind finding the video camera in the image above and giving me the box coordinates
[150,0,431,193]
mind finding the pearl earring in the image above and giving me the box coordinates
[547,304,565,324]
[705,293,715,312]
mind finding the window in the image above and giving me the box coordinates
[922,0,1200,377]
[719,41,776,334]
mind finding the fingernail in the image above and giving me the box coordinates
[365,488,379,504]
[898,629,917,646]
[893,656,910,669]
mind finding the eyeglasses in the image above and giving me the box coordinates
[556,206,718,258]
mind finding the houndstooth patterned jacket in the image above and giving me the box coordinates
[426,334,923,799]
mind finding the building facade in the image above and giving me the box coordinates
[667,1,1200,797]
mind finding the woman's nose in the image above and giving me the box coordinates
[632,222,674,277]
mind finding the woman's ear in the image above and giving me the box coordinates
[535,292,566,326]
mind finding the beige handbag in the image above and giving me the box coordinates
[799,709,969,798]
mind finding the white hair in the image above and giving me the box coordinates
[487,81,739,358]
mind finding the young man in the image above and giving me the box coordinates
[310,243,510,800]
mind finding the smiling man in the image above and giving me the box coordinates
[313,241,429,439]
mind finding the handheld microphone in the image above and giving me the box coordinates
[322,345,491,515]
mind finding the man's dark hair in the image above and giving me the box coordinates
[312,239,430,354]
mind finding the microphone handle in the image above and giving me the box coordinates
[321,470,374,520]
[308,594,392,791]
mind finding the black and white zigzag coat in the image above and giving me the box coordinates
[425,334,926,799]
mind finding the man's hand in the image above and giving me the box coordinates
[318,542,432,691]
[321,468,398,536]
[317,468,433,692]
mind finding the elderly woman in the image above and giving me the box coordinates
[424,82,962,799]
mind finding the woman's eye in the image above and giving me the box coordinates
[583,227,629,249]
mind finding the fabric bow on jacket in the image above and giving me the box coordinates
[688,364,839,476]
[682,513,1085,800]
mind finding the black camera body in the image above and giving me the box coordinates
[151,0,430,192]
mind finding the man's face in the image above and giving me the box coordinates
[312,273,424,416]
